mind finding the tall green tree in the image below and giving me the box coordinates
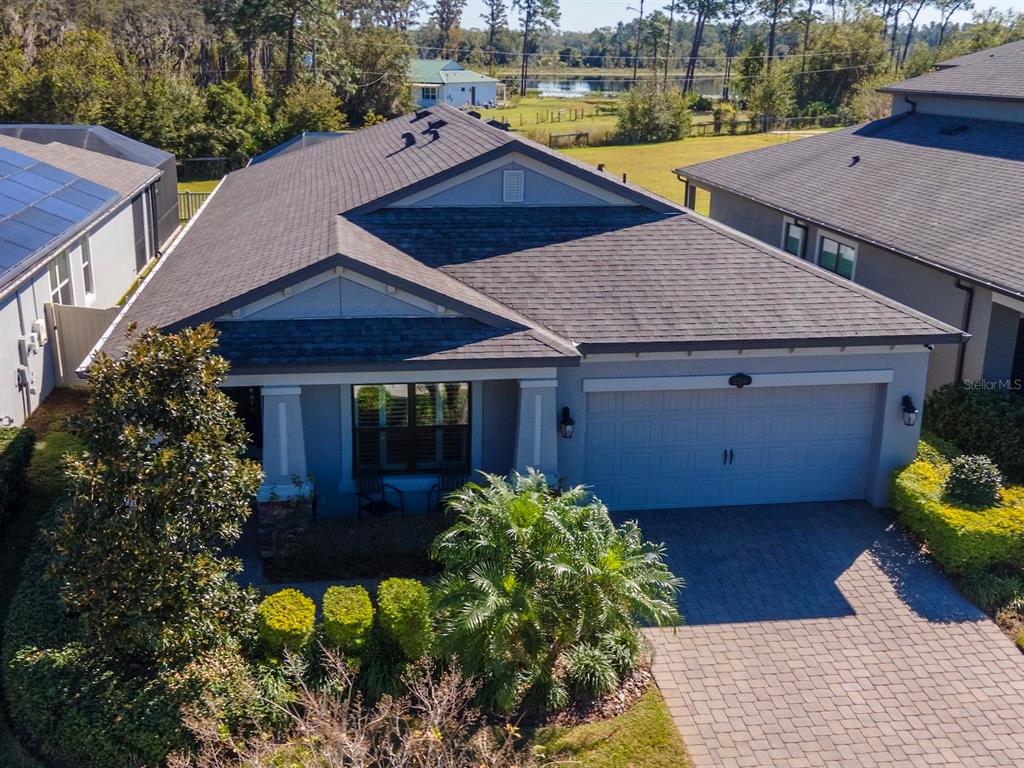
[721,0,754,99]
[49,325,263,663]
[481,0,508,69]
[0,37,29,121]
[682,0,725,92]
[512,0,561,95]
[757,0,793,66]
[21,29,128,124]
[272,79,347,142]
[747,59,794,127]
[432,0,468,55]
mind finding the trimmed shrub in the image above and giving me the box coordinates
[0,426,34,529]
[322,585,374,655]
[891,455,1024,573]
[377,578,433,660]
[917,431,961,466]
[945,455,1002,507]
[4,543,254,768]
[258,589,315,656]
[565,642,618,700]
[925,384,1024,482]
[1017,631,1024,653]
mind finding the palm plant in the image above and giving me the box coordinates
[431,470,682,714]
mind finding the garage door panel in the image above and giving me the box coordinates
[583,383,878,510]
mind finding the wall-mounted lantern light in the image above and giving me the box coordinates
[559,406,575,439]
[902,395,919,427]
[728,373,753,389]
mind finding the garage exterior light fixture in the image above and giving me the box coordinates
[559,406,575,439]
[901,395,919,427]
[728,373,753,389]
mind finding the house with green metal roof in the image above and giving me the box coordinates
[408,59,499,108]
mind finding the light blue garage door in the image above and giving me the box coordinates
[583,384,879,510]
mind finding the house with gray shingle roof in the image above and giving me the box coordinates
[0,130,166,427]
[87,104,962,515]
[675,40,1024,395]
[409,59,499,108]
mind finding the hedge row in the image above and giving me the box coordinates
[0,426,35,531]
[924,384,1024,482]
[256,578,431,662]
[891,440,1024,574]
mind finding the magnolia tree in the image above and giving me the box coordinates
[49,324,263,663]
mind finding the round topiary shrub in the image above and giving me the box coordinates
[377,578,433,660]
[944,454,1003,507]
[257,588,315,656]
[322,585,374,656]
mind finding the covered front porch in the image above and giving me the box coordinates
[224,366,565,516]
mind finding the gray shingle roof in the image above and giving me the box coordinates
[354,207,961,351]
[93,106,963,368]
[213,317,573,371]
[677,113,1024,298]
[935,39,1024,69]
[880,45,1024,101]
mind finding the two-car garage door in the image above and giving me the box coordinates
[583,384,879,510]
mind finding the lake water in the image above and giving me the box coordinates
[523,74,725,98]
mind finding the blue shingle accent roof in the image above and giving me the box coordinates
[0,145,117,276]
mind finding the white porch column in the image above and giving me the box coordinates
[512,379,559,478]
[259,386,308,500]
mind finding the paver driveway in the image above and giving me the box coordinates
[629,502,1024,768]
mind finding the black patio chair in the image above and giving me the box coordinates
[427,468,469,514]
[355,470,405,518]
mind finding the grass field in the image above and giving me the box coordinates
[563,132,820,202]
[532,687,692,767]
[177,178,220,194]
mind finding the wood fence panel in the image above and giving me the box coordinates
[177,191,211,222]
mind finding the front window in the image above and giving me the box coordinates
[353,382,469,473]
[48,252,73,305]
[783,221,807,259]
[818,236,856,279]
[420,86,438,103]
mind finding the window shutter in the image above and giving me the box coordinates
[502,169,524,203]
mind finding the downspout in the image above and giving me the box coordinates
[954,279,974,384]
[904,95,917,115]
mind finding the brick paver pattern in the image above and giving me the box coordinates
[629,502,1024,768]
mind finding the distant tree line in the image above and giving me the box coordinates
[0,0,1021,163]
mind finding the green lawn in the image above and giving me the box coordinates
[0,389,87,768]
[177,178,220,194]
[531,687,692,767]
[562,132,823,202]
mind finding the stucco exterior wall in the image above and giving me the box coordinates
[555,349,932,508]
[0,196,149,426]
[890,93,1024,123]
[409,161,614,207]
[701,187,1013,390]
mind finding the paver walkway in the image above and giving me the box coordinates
[628,502,1024,768]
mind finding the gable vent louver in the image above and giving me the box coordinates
[502,169,525,203]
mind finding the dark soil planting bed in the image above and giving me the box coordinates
[262,513,450,581]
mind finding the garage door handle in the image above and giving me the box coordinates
[729,449,734,465]
[722,449,727,465]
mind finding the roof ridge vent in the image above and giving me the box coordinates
[939,123,969,135]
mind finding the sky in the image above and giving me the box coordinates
[455,0,1023,34]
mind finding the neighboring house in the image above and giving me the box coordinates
[409,59,499,108]
[0,132,164,426]
[87,104,961,516]
[675,42,1024,393]
[0,124,179,250]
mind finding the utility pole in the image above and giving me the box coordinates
[630,0,646,82]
